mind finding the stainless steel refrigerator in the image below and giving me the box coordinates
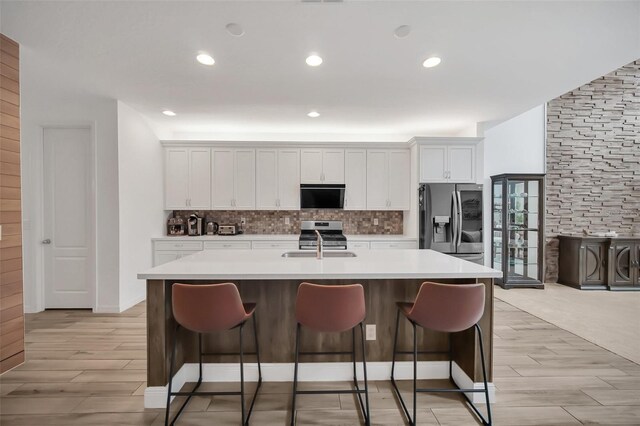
[419,183,484,264]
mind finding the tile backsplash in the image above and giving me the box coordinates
[171,210,404,235]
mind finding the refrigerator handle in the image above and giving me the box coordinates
[456,191,463,247]
[451,191,458,249]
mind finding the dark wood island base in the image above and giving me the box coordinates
[146,278,494,389]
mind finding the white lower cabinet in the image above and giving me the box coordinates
[204,241,252,250]
[347,241,370,250]
[370,241,417,249]
[252,241,298,250]
[153,249,201,266]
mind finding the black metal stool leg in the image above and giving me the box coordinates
[476,324,492,425]
[448,333,453,381]
[165,324,179,426]
[290,323,300,426]
[390,309,400,380]
[359,322,371,425]
[412,322,417,426]
[239,323,246,425]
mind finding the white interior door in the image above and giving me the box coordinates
[43,127,94,309]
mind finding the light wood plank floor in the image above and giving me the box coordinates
[1,299,639,425]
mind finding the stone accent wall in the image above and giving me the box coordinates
[545,59,640,282]
[171,210,404,235]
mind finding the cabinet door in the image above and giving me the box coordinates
[300,149,323,183]
[255,150,278,210]
[165,148,189,209]
[322,149,345,183]
[344,149,367,210]
[212,149,235,209]
[154,251,179,266]
[448,145,475,183]
[609,242,634,287]
[582,242,607,285]
[234,149,256,210]
[387,150,411,210]
[420,146,447,183]
[366,150,389,210]
[188,148,211,209]
[278,149,300,210]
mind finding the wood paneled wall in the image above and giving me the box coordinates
[0,34,24,373]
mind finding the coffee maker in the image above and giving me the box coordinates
[187,214,203,236]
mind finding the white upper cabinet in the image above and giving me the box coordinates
[448,146,475,182]
[277,149,301,209]
[344,149,367,210]
[234,149,256,209]
[387,150,411,210]
[164,148,211,210]
[419,146,447,183]
[212,148,255,210]
[300,148,344,184]
[420,144,476,183]
[188,148,212,209]
[366,149,410,210]
[256,149,300,210]
[366,150,388,210]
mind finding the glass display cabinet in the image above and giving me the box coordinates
[491,174,545,289]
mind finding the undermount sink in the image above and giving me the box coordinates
[281,251,357,258]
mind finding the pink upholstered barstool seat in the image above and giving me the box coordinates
[295,282,366,333]
[172,283,255,333]
[390,281,492,426]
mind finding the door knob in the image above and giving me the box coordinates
[42,239,51,244]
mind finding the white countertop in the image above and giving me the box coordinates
[138,249,501,280]
[152,234,417,242]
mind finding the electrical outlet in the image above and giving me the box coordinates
[285,217,290,225]
[373,218,379,226]
[366,324,376,341]
[241,217,246,225]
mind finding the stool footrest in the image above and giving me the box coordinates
[201,352,258,356]
[416,388,486,393]
[170,390,242,397]
[393,350,449,355]
[295,389,367,395]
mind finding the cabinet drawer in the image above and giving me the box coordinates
[154,241,203,251]
[252,241,298,250]
[370,241,417,249]
[348,241,370,250]
[204,241,252,250]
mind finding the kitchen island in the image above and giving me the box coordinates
[138,249,502,408]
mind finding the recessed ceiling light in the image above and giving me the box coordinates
[162,110,176,116]
[306,55,323,67]
[307,111,320,118]
[196,53,215,66]
[394,25,411,39]
[225,23,244,37]
[422,57,442,68]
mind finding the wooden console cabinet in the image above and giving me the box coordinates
[558,235,640,291]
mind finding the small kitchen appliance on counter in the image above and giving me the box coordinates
[187,214,203,236]
[205,218,219,235]
[167,217,186,236]
[299,221,347,250]
[218,223,243,235]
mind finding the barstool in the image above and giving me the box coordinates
[390,282,491,426]
[165,283,262,426]
[291,282,371,425]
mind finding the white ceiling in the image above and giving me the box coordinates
[2,1,640,141]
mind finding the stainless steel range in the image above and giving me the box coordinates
[299,221,347,250]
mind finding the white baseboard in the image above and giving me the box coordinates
[144,361,495,408]
[119,293,146,313]
[94,304,122,313]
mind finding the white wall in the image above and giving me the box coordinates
[20,47,120,312]
[481,105,546,266]
[117,102,164,311]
